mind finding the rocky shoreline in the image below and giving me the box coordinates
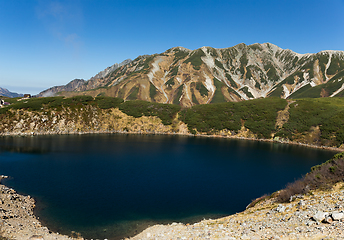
[130,183,344,240]
[2,174,344,240]
[0,176,81,240]
[1,128,343,154]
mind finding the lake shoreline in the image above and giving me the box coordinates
[0,176,80,240]
[0,131,341,240]
[1,129,342,153]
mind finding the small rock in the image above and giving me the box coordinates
[298,200,306,206]
[332,211,344,221]
[29,235,44,240]
[324,216,333,223]
[276,204,286,213]
[313,211,329,222]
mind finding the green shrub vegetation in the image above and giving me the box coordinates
[215,59,224,70]
[206,47,217,57]
[195,82,208,97]
[302,61,315,79]
[211,78,227,103]
[134,55,156,74]
[255,81,261,90]
[268,86,284,98]
[191,90,199,105]
[249,44,263,51]
[173,85,183,105]
[264,62,279,81]
[165,78,175,88]
[240,86,254,98]
[238,53,248,76]
[278,152,344,202]
[275,97,344,147]
[180,97,287,138]
[226,73,238,88]
[327,56,344,76]
[183,49,205,70]
[95,96,124,109]
[173,49,189,63]
[169,66,179,77]
[1,96,94,112]
[150,83,157,100]
[119,100,181,125]
[127,86,139,100]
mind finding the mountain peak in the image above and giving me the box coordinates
[0,87,23,98]
[39,43,344,107]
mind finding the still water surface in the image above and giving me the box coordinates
[0,134,337,239]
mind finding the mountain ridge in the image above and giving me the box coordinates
[39,43,344,107]
[0,87,23,98]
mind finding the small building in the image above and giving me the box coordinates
[24,94,31,98]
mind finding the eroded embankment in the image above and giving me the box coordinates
[0,105,343,153]
[0,107,185,136]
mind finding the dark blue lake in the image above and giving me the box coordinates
[0,134,337,239]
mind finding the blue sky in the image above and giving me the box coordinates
[1,0,344,95]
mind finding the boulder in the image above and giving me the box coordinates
[331,211,344,221]
[312,211,329,222]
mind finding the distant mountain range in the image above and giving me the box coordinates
[0,87,23,98]
[39,43,344,107]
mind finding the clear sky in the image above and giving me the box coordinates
[1,0,344,95]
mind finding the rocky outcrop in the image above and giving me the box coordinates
[88,59,132,81]
[0,107,186,136]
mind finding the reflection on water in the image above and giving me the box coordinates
[0,134,338,239]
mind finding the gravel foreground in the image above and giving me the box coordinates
[129,183,344,240]
[2,179,344,240]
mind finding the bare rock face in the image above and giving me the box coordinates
[89,59,132,81]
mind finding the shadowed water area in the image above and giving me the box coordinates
[0,134,337,239]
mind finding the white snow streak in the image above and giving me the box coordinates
[147,57,163,83]
[161,71,169,103]
[325,53,332,81]
[330,82,344,97]
[282,85,290,99]
[183,83,191,102]
[203,72,215,93]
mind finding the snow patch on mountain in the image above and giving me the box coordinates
[330,83,344,97]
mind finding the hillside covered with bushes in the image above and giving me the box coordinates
[1,96,344,149]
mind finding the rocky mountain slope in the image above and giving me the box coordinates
[37,79,86,97]
[0,87,23,98]
[37,59,132,98]
[45,43,344,107]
